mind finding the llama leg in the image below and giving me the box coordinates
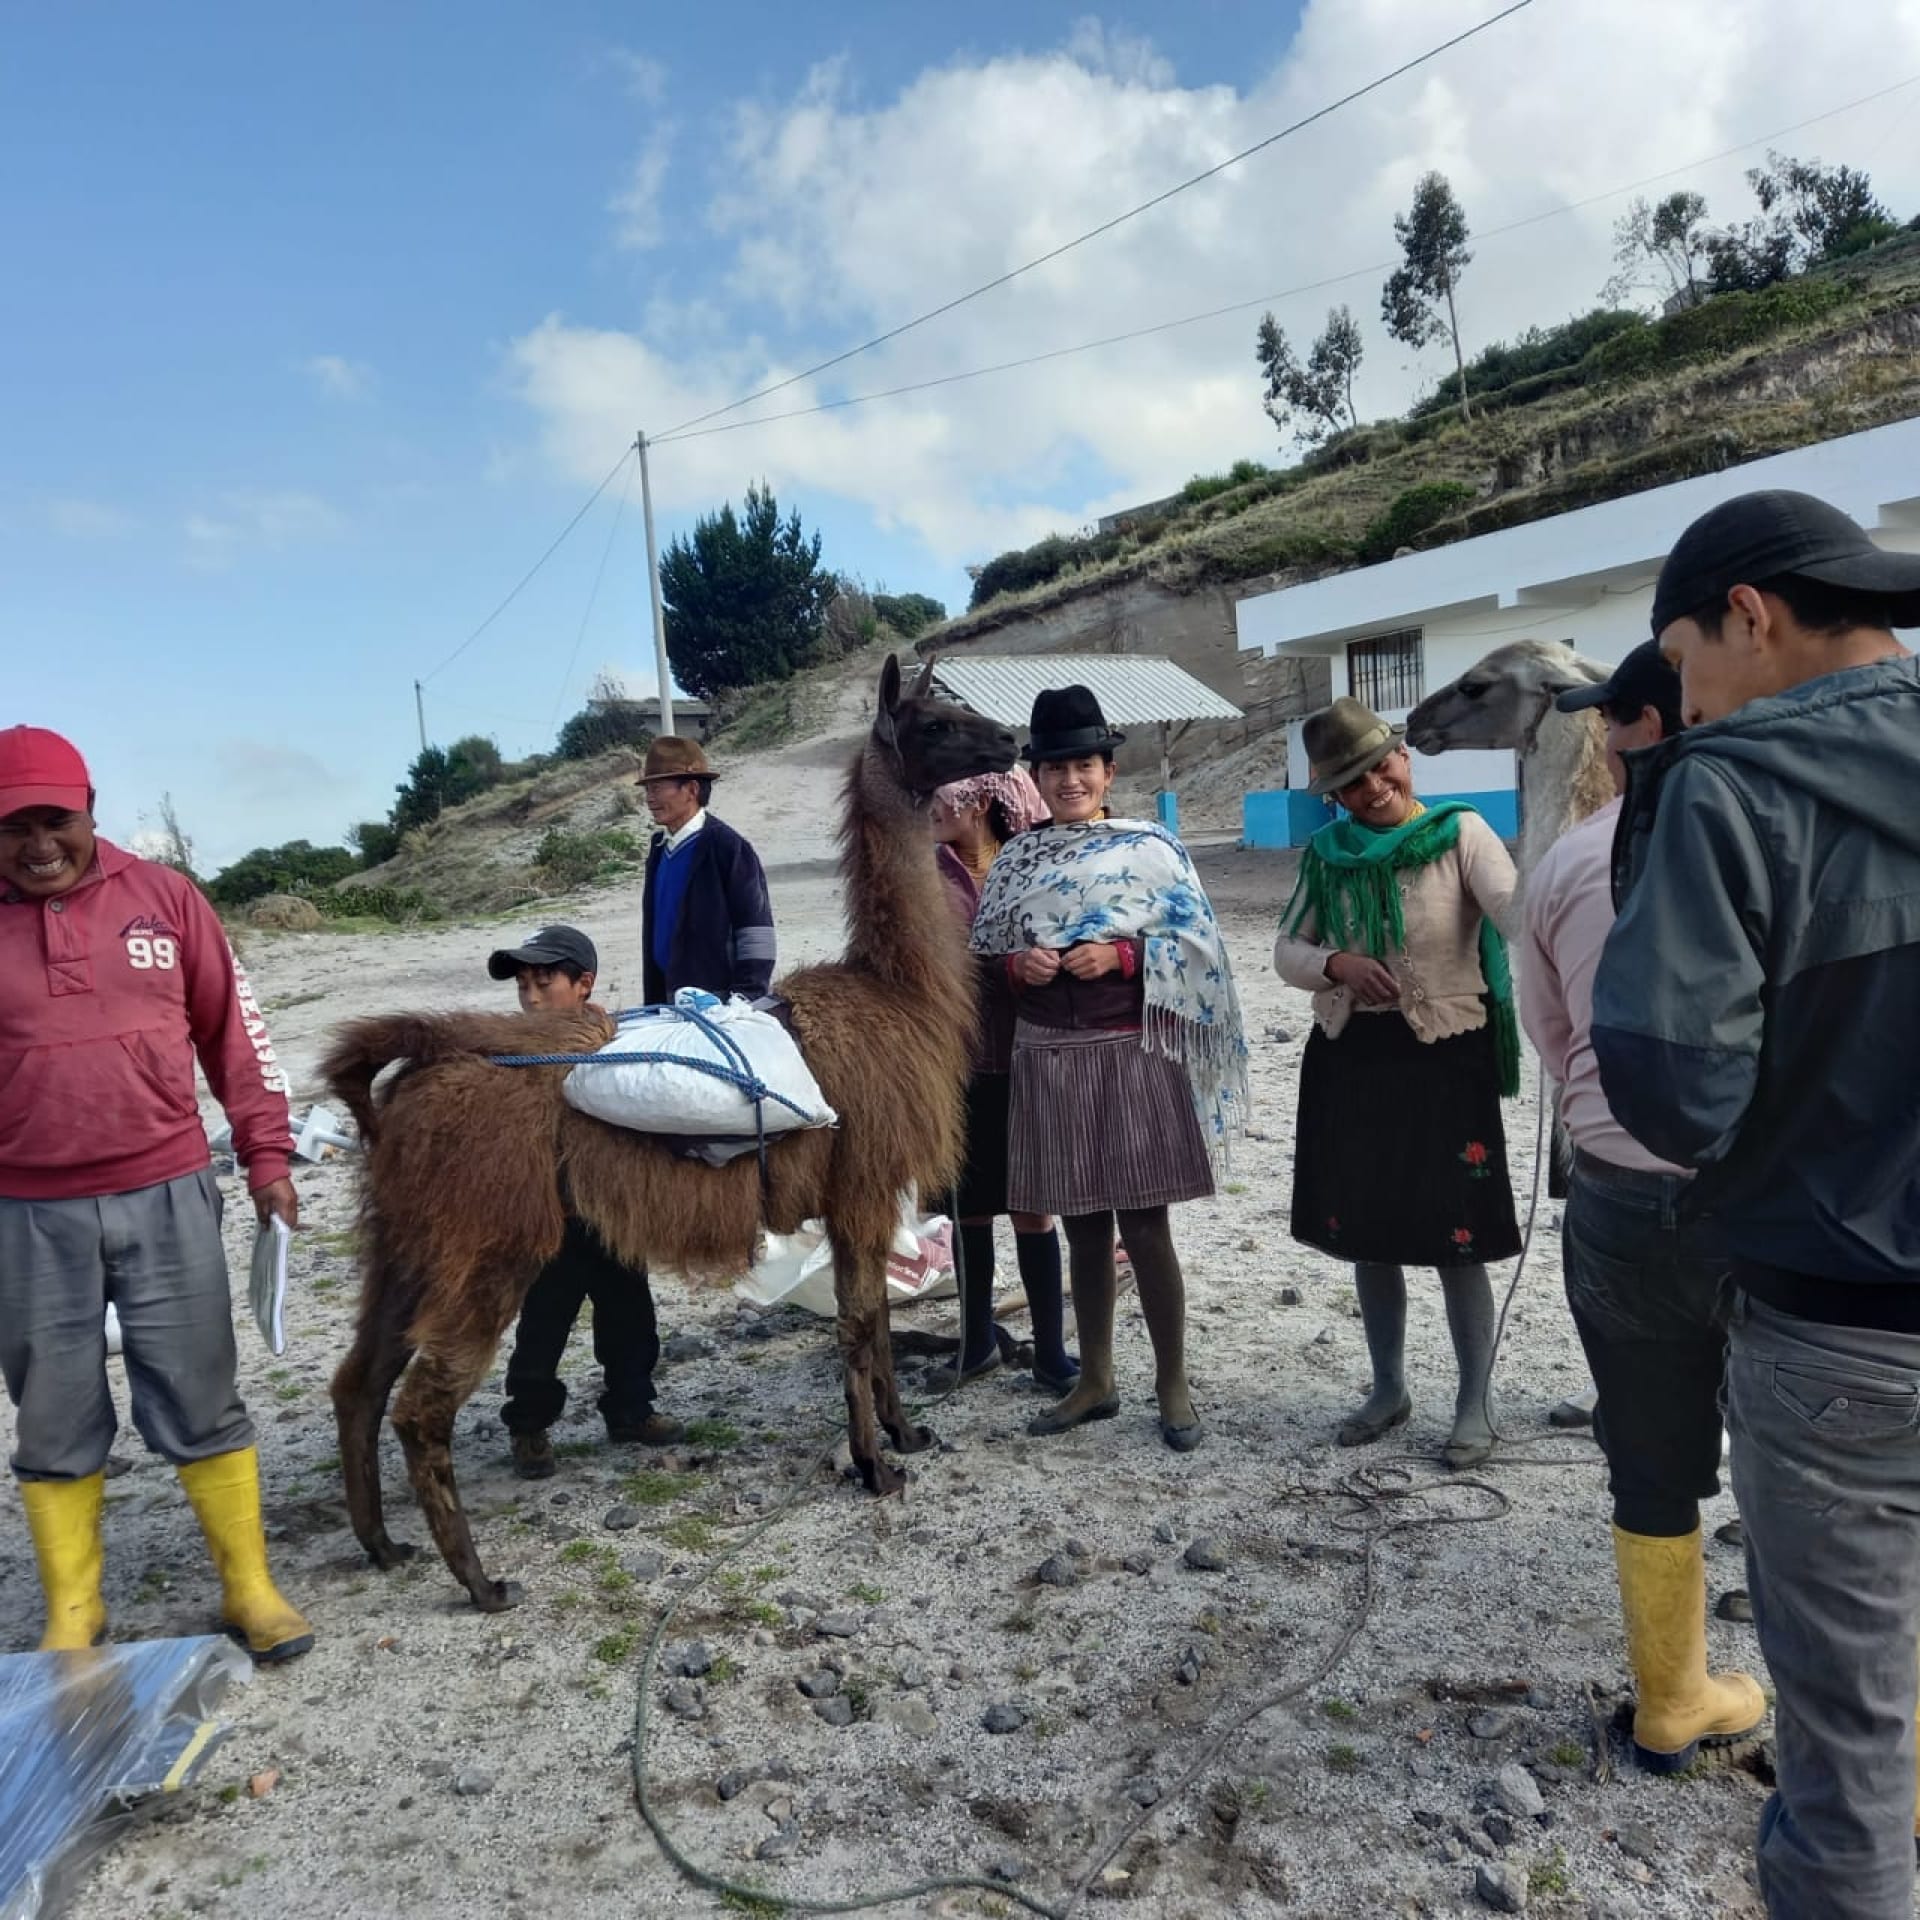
[390,1343,521,1610]
[871,1309,935,1457]
[330,1284,419,1571]
[833,1230,904,1497]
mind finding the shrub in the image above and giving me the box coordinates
[316,884,439,925]
[1412,308,1645,418]
[535,827,646,891]
[207,839,360,908]
[244,893,322,931]
[1358,481,1477,563]
[1585,276,1857,384]
[348,820,401,869]
[555,703,653,763]
[1181,458,1275,503]
[871,591,945,638]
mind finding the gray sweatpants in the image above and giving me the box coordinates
[0,1168,253,1481]
[1727,1292,1920,1920]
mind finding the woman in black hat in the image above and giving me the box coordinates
[969,686,1250,1453]
[1275,697,1522,1469]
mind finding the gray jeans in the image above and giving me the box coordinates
[0,1168,253,1480]
[1727,1292,1920,1920]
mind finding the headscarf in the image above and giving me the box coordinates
[970,818,1251,1163]
[934,766,1050,835]
[1282,799,1519,1096]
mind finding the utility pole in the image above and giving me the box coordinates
[414,679,428,753]
[636,431,675,738]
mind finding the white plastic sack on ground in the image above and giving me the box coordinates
[562,991,837,1139]
[734,1201,954,1317]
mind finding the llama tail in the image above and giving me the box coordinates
[319,1008,611,1148]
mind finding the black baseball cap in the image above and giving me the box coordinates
[486,924,598,980]
[1651,489,1920,636]
[1555,639,1682,718]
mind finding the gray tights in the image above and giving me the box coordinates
[1351,1261,1495,1456]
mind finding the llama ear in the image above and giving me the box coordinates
[909,654,935,700]
[875,654,902,747]
[1537,655,1611,696]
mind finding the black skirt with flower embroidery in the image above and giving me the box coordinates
[1290,1007,1520,1268]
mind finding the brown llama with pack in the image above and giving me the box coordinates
[320,656,1016,1610]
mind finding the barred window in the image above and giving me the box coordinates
[1347,629,1424,711]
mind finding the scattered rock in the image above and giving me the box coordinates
[1035,1553,1078,1588]
[989,1855,1024,1883]
[1490,1764,1545,1819]
[816,1612,861,1638]
[1184,1536,1229,1572]
[981,1702,1027,1735]
[1279,1286,1302,1306]
[716,1768,755,1801]
[621,1550,666,1580]
[1482,1812,1514,1848]
[548,1491,572,1508]
[1468,1708,1518,1741]
[1457,1823,1499,1860]
[1312,1327,1336,1348]
[1615,1823,1660,1865]
[602,1505,641,1532]
[1475,1860,1528,1912]
[664,1680,705,1720]
[756,1822,800,1861]
[896,1661,928,1691]
[1124,1776,1161,1808]
[1714,1518,1745,1548]
[882,1695,938,1738]
[1176,1645,1206,1687]
[1411,1808,1446,1831]
[797,1669,839,1700]
[1062,1536,1090,1559]
[1716,1588,1755,1623]
[662,1334,714,1363]
[1531,1760,1580,1787]
[1407,1751,1439,1781]
[666,1640,712,1679]
[1120,1550,1153,1575]
[248,1768,280,1799]
[1152,1520,1178,1545]
[813,1695,855,1728]
[453,1768,495,1797]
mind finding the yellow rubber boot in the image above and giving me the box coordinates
[176,1447,313,1664]
[1613,1524,1765,1772]
[20,1473,109,1651]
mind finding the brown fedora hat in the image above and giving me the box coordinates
[1303,697,1406,797]
[638,737,717,784]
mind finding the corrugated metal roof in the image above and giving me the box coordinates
[930,654,1242,726]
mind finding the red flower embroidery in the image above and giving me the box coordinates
[1451,1227,1474,1248]
[1327,1215,1341,1233]
[1462,1141,1488,1166]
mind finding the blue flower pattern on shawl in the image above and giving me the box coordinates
[969,819,1251,1158]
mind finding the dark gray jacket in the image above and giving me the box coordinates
[1592,655,1920,1308]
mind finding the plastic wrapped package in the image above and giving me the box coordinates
[0,1636,251,1920]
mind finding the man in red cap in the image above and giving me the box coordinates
[0,726,312,1661]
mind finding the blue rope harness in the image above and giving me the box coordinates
[487,1000,807,1196]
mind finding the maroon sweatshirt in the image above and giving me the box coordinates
[0,839,293,1200]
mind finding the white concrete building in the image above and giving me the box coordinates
[1234,416,1920,846]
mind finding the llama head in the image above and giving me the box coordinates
[872,654,1017,797]
[1405,639,1609,754]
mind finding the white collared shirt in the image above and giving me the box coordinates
[662,809,707,855]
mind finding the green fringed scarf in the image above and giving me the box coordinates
[1282,799,1519,1097]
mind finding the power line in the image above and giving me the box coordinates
[651,71,1920,447]
[653,0,1538,440]
[422,445,635,682]
[548,453,637,730]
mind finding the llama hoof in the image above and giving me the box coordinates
[859,1457,908,1499]
[471,1577,525,1613]
[892,1423,937,1455]
[365,1538,419,1571]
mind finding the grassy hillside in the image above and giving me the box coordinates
[938,236,1920,642]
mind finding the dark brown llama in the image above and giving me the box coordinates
[320,656,1016,1609]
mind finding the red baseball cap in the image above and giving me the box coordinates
[0,727,92,818]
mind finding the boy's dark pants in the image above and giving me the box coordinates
[501,1216,659,1434]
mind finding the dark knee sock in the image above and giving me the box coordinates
[1015,1229,1072,1374]
[957,1223,997,1368]
[1119,1208,1192,1421]
[1440,1263,1496,1444]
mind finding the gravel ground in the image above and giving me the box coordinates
[3,804,1783,1920]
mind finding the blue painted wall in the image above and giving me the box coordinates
[1156,790,1179,833]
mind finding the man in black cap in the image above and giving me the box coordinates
[1592,492,1920,1918]
[1519,643,1761,1776]
[485,925,681,1477]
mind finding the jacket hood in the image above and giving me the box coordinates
[1669,654,1920,859]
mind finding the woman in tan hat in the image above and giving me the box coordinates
[1274,697,1521,1469]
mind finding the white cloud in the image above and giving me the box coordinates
[184,490,344,570]
[301,354,374,399]
[47,497,136,537]
[513,1,1920,569]
[606,50,674,249]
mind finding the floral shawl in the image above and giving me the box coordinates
[969,818,1251,1161]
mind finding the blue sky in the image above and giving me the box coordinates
[5,1,1916,866]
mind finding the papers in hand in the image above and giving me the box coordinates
[249,1216,292,1355]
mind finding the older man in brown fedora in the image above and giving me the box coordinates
[638,737,776,1008]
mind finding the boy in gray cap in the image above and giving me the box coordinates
[1593,491,1920,1919]
[486,926,682,1476]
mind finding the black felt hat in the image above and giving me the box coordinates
[1651,489,1920,635]
[1023,685,1126,764]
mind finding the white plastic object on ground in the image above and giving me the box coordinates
[733,1200,954,1317]
[102,1306,122,1357]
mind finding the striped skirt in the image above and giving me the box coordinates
[1008,1022,1214,1217]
